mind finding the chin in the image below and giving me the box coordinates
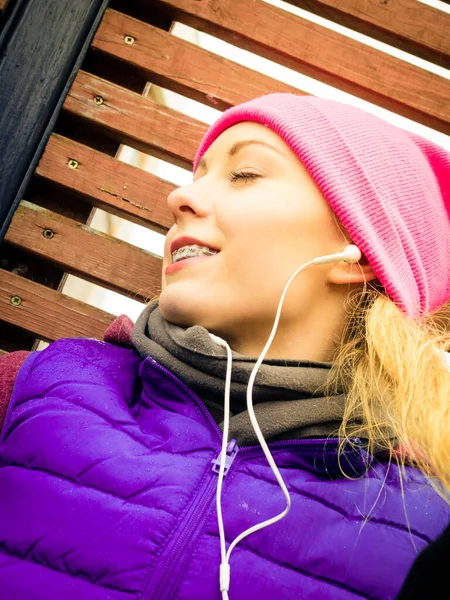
[159,290,203,328]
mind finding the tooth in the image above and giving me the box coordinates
[171,244,219,263]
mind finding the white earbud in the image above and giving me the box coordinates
[312,244,361,265]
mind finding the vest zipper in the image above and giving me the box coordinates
[146,474,217,600]
[140,358,359,599]
[143,442,239,600]
[144,436,343,599]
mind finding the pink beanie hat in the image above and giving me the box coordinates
[194,93,450,318]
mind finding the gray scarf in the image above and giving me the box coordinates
[132,302,347,446]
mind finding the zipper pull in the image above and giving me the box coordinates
[211,439,239,476]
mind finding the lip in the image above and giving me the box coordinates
[165,254,218,275]
[170,236,219,254]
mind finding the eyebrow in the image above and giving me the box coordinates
[196,139,286,172]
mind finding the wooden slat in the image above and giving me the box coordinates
[151,0,450,134]
[285,0,450,69]
[0,0,109,242]
[36,134,175,232]
[63,71,207,169]
[92,9,304,110]
[0,269,116,342]
[4,201,163,301]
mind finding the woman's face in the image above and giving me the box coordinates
[159,121,349,354]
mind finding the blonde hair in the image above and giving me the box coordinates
[328,285,450,495]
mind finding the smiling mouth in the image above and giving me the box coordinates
[171,244,219,264]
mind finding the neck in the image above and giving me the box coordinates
[218,293,348,362]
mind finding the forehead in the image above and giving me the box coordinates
[200,121,293,163]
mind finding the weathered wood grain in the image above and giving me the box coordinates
[63,71,208,169]
[0,0,109,241]
[0,269,116,342]
[36,134,175,233]
[92,9,304,110]
[4,201,163,301]
[151,0,450,133]
[285,0,450,69]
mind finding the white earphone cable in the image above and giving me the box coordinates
[213,260,315,598]
[211,246,361,597]
[209,333,233,599]
[226,261,315,553]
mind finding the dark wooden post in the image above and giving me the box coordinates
[0,0,110,242]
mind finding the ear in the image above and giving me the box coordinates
[326,255,377,286]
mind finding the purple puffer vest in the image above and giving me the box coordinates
[0,338,448,600]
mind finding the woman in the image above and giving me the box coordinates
[0,93,449,600]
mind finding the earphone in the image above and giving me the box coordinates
[313,244,361,265]
[209,245,362,599]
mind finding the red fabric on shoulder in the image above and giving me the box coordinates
[0,351,31,430]
[103,314,134,347]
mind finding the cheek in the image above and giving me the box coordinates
[160,259,168,290]
[163,228,177,261]
[161,228,177,289]
[164,225,176,248]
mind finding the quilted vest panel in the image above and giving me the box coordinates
[0,338,448,600]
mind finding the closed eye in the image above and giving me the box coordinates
[226,170,261,184]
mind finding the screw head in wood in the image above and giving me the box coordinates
[68,159,79,169]
[43,229,54,239]
[10,295,22,306]
[93,95,104,105]
[124,35,135,45]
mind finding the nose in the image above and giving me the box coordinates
[167,180,211,222]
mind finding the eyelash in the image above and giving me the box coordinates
[227,169,260,184]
